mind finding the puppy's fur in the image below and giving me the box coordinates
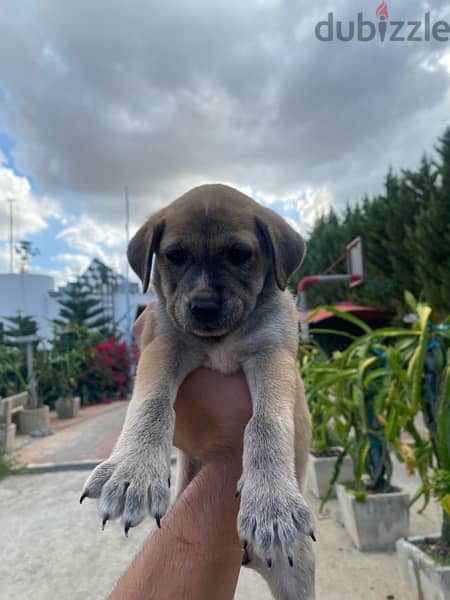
[82,184,315,599]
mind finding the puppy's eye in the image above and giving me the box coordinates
[166,248,188,266]
[226,247,252,265]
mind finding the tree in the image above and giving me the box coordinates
[55,278,109,330]
[0,313,37,397]
[292,125,450,313]
[3,313,38,341]
[408,128,450,313]
[291,210,348,305]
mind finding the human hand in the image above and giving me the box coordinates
[132,303,252,465]
[174,368,251,463]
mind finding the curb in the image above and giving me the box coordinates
[24,455,178,474]
[25,460,102,473]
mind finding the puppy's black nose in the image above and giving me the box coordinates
[190,297,220,323]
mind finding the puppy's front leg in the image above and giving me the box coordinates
[238,350,314,564]
[81,335,193,533]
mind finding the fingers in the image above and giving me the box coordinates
[132,301,157,344]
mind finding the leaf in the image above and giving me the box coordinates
[309,328,358,341]
[363,368,386,389]
[404,290,417,312]
[318,306,373,334]
[436,363,450,469]
[407,313,431,413]
[441,495,450,516]
[399,443,417,475]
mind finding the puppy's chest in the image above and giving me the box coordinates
[202,337,242,374]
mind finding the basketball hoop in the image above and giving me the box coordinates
[297,236,364,341]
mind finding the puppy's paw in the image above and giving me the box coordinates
[80,452,171,533]
[237,474,314,565]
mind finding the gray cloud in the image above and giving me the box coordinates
[1,0,449,230]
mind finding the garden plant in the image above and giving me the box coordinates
[301,295,450,559]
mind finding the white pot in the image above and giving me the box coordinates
[336,483,409,550]
[307,451,353,499]
[396,535,450,600]
[18,406,50,435]
[55,396,80,419]
[0,423,16,453]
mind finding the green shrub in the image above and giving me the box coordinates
[301,295,450,546]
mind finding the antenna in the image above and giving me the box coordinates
[15,240,40,273]
[7,197,15,273]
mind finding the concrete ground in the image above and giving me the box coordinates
[14,401,127,466]
[0,402,442,600]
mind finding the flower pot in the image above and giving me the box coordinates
[307,451,353,499]
[396,535,450,600]
[336,483,410,551]
[55,396,80,419]
[18,406,50,435]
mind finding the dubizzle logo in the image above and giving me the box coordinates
[315,2,450,42]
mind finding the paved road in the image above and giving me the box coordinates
[0,470,270,600]
[0,467,441,600]
[16,402,128,466]
[3,403,442,599]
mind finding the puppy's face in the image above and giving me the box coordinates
[157,213,266,337]
[128,184,305,339]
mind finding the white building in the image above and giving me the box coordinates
[0,260,152,342]
[0,273,55,339]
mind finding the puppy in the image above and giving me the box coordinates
[81,184,315,600]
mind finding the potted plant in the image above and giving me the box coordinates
[300,343,353,499]
[305,308,411,549]
[15,335,51,435]
[394,298,450,598]
[52,356,81,419]
[55,394,80,419]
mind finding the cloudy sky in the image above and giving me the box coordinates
[1,0,449,285]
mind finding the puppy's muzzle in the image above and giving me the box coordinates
[189,296,221,324]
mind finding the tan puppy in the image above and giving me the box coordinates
[81,184,315,599]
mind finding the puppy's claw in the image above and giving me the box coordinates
[155,514,161,529]
[124,521,131,537]
[242,540,248,550]
[80,492,87,504]
[102,517,108,531]
[168,477,171,489]
[288,555,293,567]
[235,489,240,498]
[266,558,272,569]
[310,532,317,542]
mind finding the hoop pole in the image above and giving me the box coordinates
[322,250,347,275]
[298,290,310,342]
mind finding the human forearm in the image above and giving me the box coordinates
[110,458,243,600]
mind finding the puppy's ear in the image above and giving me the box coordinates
[255,210,305,290]
[127,213,165,293]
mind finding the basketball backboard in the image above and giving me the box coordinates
[347,237,364,287]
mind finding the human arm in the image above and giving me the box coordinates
[110,366,252,600]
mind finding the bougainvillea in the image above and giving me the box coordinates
[82,338,133,401]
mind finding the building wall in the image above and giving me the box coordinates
[0,272,153,342]
[0,273,56,340]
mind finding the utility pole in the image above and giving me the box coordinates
[124,186,132,349]
[7,198,15,273]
